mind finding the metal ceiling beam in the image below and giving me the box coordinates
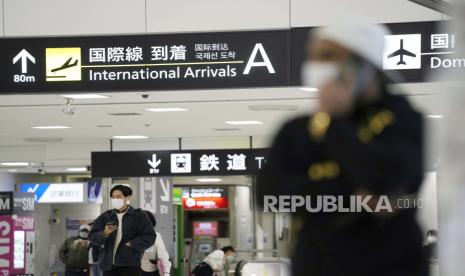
[408,0,453,15]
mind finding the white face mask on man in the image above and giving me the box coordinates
[301,61,340,90]
[111,198,125,210]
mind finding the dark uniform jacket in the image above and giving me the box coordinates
[89,206,156,272]
[257,91,427,276]
[59,236,90,272]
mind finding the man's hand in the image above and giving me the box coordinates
[319,78,356,117]
[103,224,118,238]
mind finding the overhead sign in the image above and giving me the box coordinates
[182,188,228,210]
[87,180,103,204]
[91,149,269,177]
[19,183,84,203]
[291,21,452,83]
[0,30,289,93]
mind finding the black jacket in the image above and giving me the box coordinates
[89,206,156,271]
[257,92,427,276]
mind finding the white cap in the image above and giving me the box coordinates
[312,22,391,70]
[79,224,91,232]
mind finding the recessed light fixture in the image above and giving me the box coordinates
[66,167,87,172]
[7,169,18,172]
[145,108,189,112]
[427,115,443,119]
[196,178,223,183]
[225,121,264,125]
[1,162,29,167]
[112,135,148,140]
[31,126,70,130]
[61,94,109,99]
[299,87,319,92]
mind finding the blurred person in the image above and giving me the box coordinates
[192,246,235,276]
[88,221,101,276]
[89,185,156,276]
[59,224,91,276]
[423,229,438,260]
[140,210,171,276]
[257,22,426,276]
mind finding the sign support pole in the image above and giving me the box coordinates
[249,136,258,253]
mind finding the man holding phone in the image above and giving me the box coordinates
[257,22,426,275]
[89,185,156,276]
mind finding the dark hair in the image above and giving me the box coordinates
[427,229,438,237]
[143,210,157,227]
[221,246,235,253]
[110,185,133,197]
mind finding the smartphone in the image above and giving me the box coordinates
[106,221,118,227]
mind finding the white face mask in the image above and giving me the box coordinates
[111,198,125,210]
[301,61,340,90]
[79,231,88,239]
[427,235,437,243]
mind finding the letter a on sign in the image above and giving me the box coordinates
[243,43,276,75]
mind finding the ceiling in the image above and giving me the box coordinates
[0,83,444,173]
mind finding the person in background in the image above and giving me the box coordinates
[423,229,438,260]
[192,246,235,276]
[89,185,156,276]
[88,221,101,276]
[59,224,91,276]
[257,22,426,276]
[140,210,171,276]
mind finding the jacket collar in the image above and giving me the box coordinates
[110,205,135,216]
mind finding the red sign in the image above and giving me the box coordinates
[193,221,218,237]
[182,197,228,209]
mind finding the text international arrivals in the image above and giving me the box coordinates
[88,65,238,81]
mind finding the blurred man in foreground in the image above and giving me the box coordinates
[257,22,426,276]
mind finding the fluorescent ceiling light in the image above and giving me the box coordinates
[225,121,264,125]
[145,108,189,112]
[113,135,148,140]
[31,126,70,129]
[427,115,443,119]
[61,94,109,99]
[299,87,318,92]
[7,169,18,172]
[1,162,29,167]
[196,178,223,183]
[67,167,87,172]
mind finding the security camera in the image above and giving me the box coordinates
[49,218,60,224]
[141,94,149,99]
[38,168,46,175]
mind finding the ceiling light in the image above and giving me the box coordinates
[61,94,109,99]
[196,178,223,183]
[67,167,87,172]
[427,115,443,119]
[31,126,70,129]
[145,108,189,112]
[225,121,264,125]
[112,135,148,140]
[1,162,29,167]
[7,169,18,172]
[299,87,318,92]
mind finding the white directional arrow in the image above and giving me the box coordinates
[148,154,161,174]
[13,49,36,74]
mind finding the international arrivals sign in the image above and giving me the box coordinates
[0,20,457,94]
[0,30,289,93]
[91,149,269,177]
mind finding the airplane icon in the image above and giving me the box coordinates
[51,57,78,72]
[387,39,416,65]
